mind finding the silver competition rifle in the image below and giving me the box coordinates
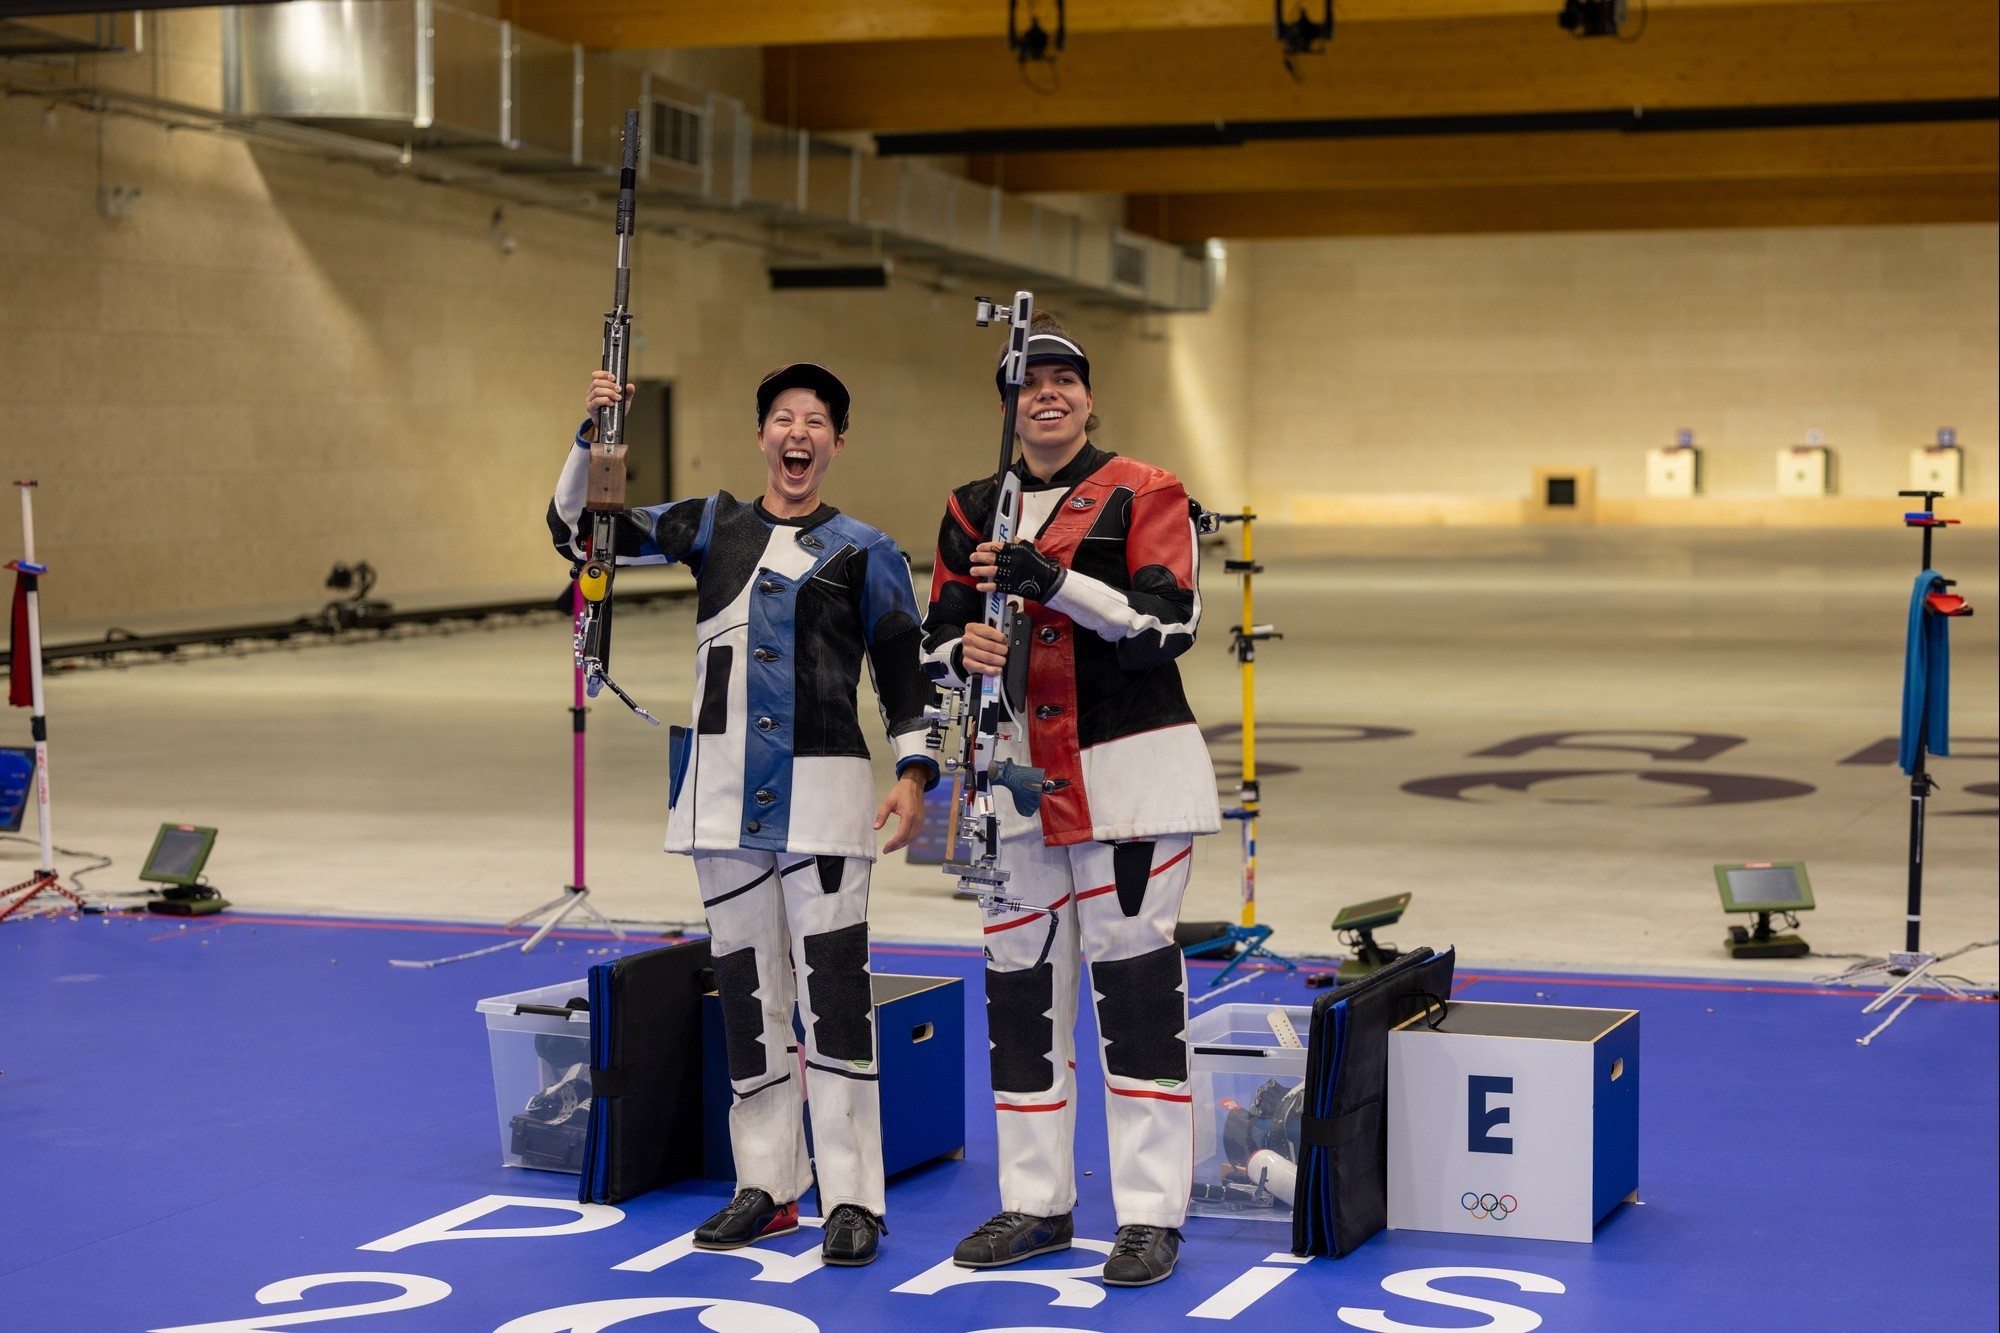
[928,292,1061,944]
[574,109,657,726]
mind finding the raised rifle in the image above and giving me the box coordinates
[574,108,658,726]
[928,292,1059,944]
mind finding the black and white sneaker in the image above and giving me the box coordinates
[1101,1224,1182,1287]
[821,1204,886,1267]
[952,1210,1074,1268]
[692,1189,800,1250]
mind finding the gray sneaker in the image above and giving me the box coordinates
[1101,1224,1182,1287]
[952,1210,1074,1268]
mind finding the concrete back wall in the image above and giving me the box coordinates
[1242,226,1999,521]
[3,32,1992,623]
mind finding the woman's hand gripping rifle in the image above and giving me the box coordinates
[575,109,658,727]
[924,292,1058,939]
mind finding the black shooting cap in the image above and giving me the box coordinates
[996,332,1091,396]
[757,363,851,434]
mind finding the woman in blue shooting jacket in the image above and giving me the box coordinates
[550,364,939,1268]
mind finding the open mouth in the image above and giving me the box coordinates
[1028,407,1067,425]
[782,449,813,481]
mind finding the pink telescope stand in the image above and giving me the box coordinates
[392,583,625,967]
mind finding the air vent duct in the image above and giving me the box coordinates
[207,0,1208,312]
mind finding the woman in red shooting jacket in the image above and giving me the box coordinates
[919,311,1220,1288]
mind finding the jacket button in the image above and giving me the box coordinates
[754,647,779,663]
[755,789,777,805]
[1037,626,1060,644]
[758,579,782,594]
[746,820,761,834]
[1035,704,1064,720]
[799,533,823,550]
[756,716,777,731]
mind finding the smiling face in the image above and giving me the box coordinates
[758,386,844,516]
[1012,360,1093,466]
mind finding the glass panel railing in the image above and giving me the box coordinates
[429,3,505,144]
[742,123,806,211]
[578,50,643,170]
[510,23,573,159]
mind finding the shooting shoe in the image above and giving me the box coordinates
[1101,1224,1182,1287]
[952,1210,1074,1268]
[821,1203,886,1266]
[692,1189,799,1250]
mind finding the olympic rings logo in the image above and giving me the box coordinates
[1461,1192,1517,1221]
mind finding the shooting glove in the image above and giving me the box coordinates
[991,541,1067,603]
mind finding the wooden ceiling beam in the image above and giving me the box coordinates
[764,1,1998,132]
[1124,171,2000,239]
[506,0,1902,51]
[970,122,2000,194]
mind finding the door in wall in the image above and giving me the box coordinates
[623,380,674,509]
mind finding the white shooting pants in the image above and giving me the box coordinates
[980,833,1195,1229]
[694,848,885,1217]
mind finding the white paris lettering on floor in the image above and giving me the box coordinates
[4,917,1993,1330]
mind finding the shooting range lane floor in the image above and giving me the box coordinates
[14,526,1996,984]
[0,915,1993,1332]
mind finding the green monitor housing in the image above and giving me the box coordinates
[1331,892,1411,934]
[1713,862,1814,915]
[140,824,218,889]
[1331,892,1412,981]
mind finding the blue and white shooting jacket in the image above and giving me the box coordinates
[552,436,938,860]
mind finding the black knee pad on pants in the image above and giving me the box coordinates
[711,945,769,1081]
[1092,944,1189,1083]
[802,922,874,1062]
[986,963,1057,1094]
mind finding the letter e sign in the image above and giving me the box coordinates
[1468,1075,1514,1155]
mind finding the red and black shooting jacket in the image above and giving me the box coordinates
[922,444,1221,847]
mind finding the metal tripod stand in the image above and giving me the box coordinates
[1188,508,1297,988]
[1820,491,1988,1042]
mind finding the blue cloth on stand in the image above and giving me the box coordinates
[1899,569,1951,775]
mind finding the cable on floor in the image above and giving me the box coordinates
[0,833,114,898]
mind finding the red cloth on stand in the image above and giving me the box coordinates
[9,570,31,708]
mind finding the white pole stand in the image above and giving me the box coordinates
[1,480,81,923]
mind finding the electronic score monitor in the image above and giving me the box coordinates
[140,824,219,888]
[1331,892,1411,934]
[1713,861,1812,959]
[1713,861,1814,915]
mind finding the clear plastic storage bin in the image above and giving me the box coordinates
[476,978,594,1173]
[1188,1002,1311,1222]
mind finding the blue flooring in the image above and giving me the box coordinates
[2,911,1994,1332]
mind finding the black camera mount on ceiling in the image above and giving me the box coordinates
[1275,0,1334,77]
[1007,0,1065,66]
[1559,0,1629,38]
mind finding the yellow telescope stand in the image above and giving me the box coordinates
[1187,507,1297,987]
